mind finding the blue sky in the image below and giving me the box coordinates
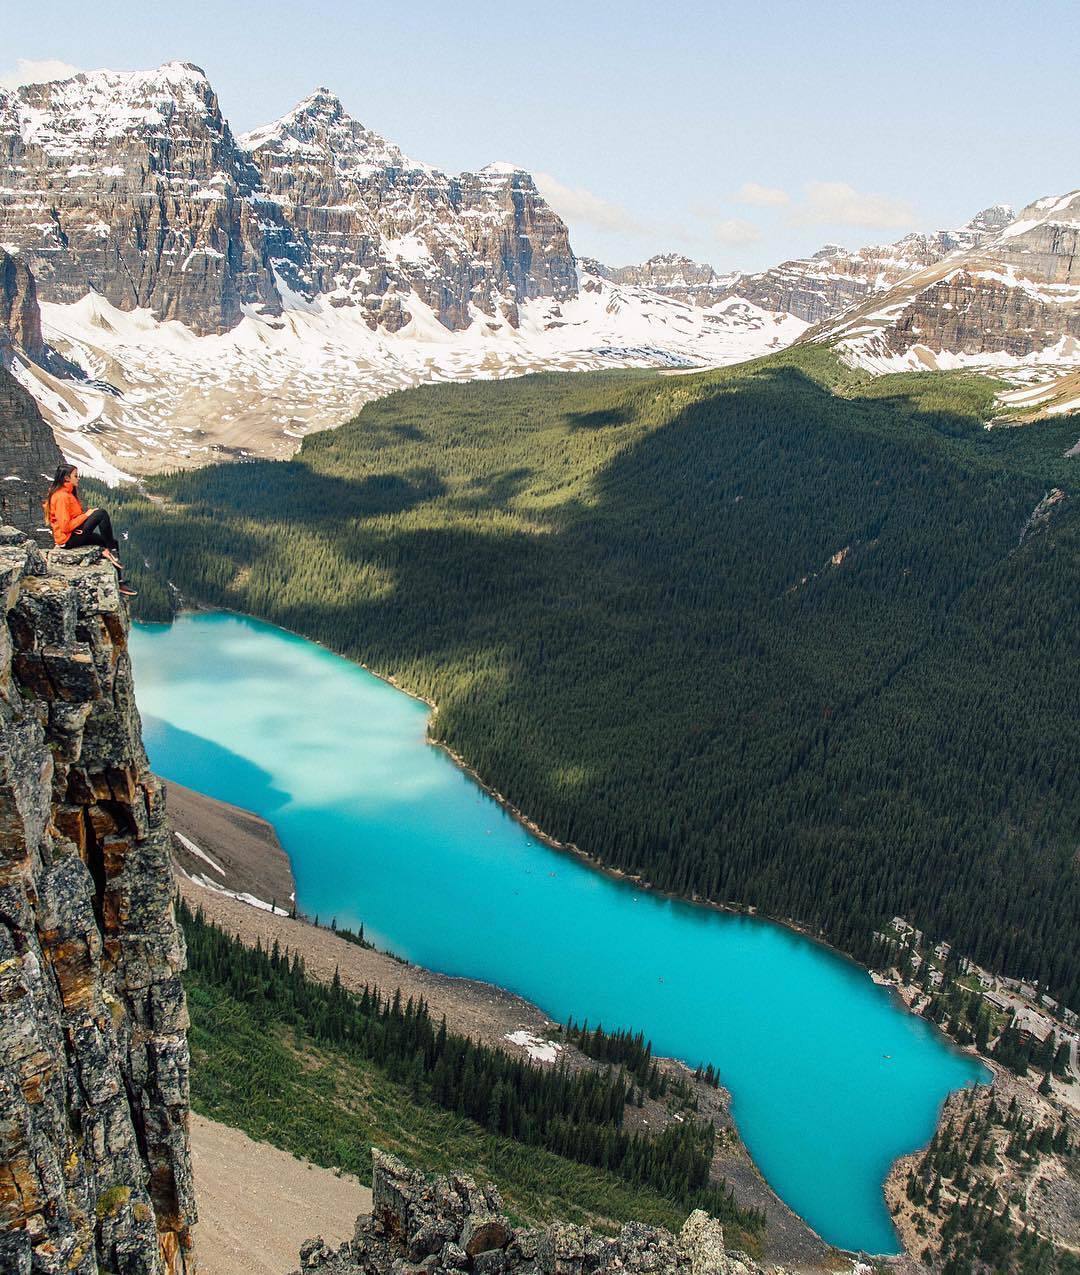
[4,0,1077,271]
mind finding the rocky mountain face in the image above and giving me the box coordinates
[591,206,1017,326]
[0,363,63,533]
[0,64,575,337]
[242,93,576,331]
[0,257,64,531]
[0,63,297,336]
[1,250,46,364]
[0,538,195,1273]
[293,1150,785,1275]
[819,191,1080,370]
[580,254,740,309]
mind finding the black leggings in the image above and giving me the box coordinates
[64,508,119,554]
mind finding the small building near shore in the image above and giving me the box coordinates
[1014,1006,1055,1046]
[890,917,923,945]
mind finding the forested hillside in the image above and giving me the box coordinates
[181,900,763,1244]
[105,346,1080,1008]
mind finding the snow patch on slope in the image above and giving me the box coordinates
[505,1031,563,1064]
[26,274,808,478]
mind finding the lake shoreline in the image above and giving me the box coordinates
[143,603,983,1262]
[173,871,843,1272]
[162,603,928,991]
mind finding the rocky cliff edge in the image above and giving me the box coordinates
[0,534,195,1274]
[294,1149,787,1275]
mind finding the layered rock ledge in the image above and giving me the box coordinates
[0,534,195,1274]
[293,1149,785,1275]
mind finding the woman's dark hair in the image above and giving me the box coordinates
[43,463,78,517]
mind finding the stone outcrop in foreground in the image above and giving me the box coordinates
[294,1150,783,1275]
[0,534,195,1273]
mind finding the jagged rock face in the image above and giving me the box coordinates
[880,269,1080,359]
[0,537,195,1274]
[820,192,1080,367]
[956,203,1017,244]
[0,257,65,531]
[241,93,576,331]
[589,207,1019,327]
[0,365,62,533]
[0,251,46,363]
[581,254,740,309]
[988,191,1080,284]
[0,62,301,335]
[292,1149,783,1275]
[0,66,575,337]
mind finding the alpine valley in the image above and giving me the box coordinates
[2,52,1080,1275]
[1,62,1078,479]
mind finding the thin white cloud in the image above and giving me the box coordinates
[791,181,915,230]
[533,172,651,236]
[712,218,762,246]
[734,181,790,207]
[0,58,81,90]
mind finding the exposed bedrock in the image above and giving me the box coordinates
[0,534,195,1274]
[292,1149,787,1275]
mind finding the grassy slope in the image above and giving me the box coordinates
[185,976,706,1234]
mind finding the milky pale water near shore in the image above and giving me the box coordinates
[131,611,986,1254]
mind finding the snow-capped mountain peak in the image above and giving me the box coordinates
[812,190,1079,377]
[240,89,423,175]
[0,60,221,160]
[996,190,1080,244]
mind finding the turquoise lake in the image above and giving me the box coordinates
[130,611,986,1255]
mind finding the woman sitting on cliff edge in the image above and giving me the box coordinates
[44,464,138,597]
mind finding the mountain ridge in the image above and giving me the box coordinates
[586,204,1017,324]
[1,61,1078,478]
[815,189,1080,373]
[0,62,579,337]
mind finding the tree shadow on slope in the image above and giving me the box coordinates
[131,360,1080,1005]
[161,458,445,524]
[566,405,636,431]
[455,467,536,513]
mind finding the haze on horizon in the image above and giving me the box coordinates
[3,0,1077,273]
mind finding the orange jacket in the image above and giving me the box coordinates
[46,488,90,545]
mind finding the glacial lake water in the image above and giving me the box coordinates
[130,611,986,1254]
